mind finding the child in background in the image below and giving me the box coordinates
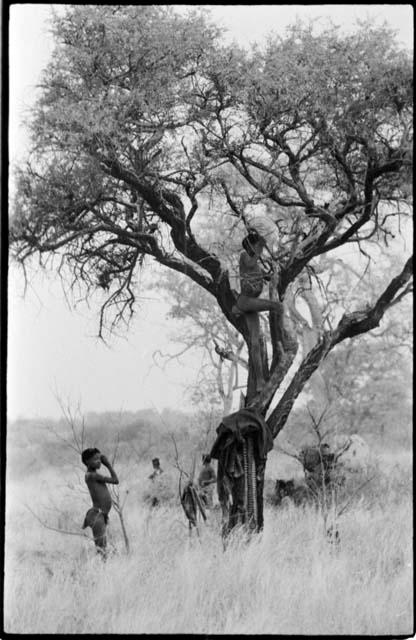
[81,448,119,556]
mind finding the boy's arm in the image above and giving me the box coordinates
[100,454,119,484]
[87,471,119,484]
[240,251,270,280]
[86,455,119,484]
[239,251,251,273]
[259,256,274,280]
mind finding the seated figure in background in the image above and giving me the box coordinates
[149,457,163,481]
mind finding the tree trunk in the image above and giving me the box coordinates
[221,328,270,536]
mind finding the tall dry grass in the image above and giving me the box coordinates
[4,457,413,635]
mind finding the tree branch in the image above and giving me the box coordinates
[267,255,413,436]
[332,255,413,344]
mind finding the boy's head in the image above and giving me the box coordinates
[82,448,101,469]
[242,230,266,257]
[152,457,160,468]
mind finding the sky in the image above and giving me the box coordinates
[7,4,413,421]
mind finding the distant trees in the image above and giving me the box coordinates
[153,271,247,414]
[282,328,412,451]
[278,247,412,448]
[314,306,411,444]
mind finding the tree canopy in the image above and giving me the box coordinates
[10,6,413,436]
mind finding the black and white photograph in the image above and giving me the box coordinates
[5,3,413,635]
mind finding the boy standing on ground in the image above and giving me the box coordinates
[147,457,164,507]
[81,448,119,556]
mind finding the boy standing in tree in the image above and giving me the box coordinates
[233,230,284,391]
[81,448,119,556]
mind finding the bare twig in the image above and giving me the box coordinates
[24,504,92,542]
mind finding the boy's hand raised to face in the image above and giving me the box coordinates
[100,454,110,467]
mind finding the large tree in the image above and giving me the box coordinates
[10,6,413,527]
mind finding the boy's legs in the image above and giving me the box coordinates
[91,512,107,555]
[232,294,284,392]
[236,294,283,315]
[245,312,265,392]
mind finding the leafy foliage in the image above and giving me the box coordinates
[10,6,413,433]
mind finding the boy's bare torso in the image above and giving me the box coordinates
[85,472,113,514]
[239,251,264,297]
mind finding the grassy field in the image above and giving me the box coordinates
[4,454,413,635]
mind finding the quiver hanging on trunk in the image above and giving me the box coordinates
[210,408,274,534]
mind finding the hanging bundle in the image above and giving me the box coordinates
[210,407,274,536]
